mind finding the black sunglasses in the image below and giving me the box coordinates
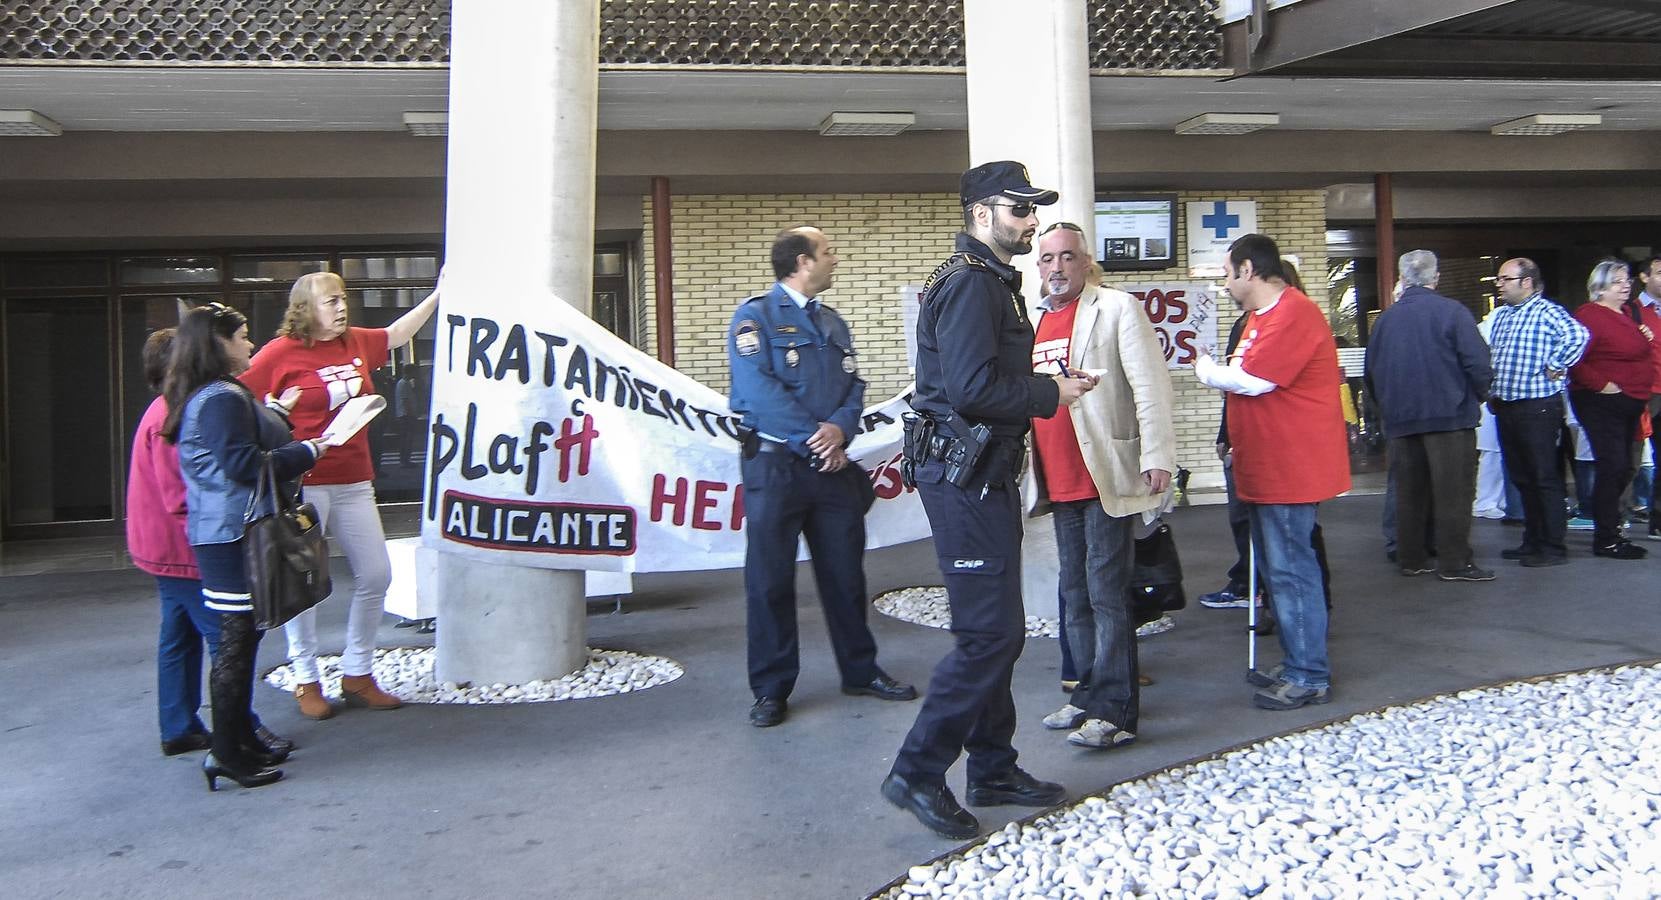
[984,201,1039,218]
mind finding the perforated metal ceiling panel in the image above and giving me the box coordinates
[0,0,1222,70]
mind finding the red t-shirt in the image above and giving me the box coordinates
[1226,288,1351,504]
[1030,300,1097,502]
[1570,302,1655,401]
[241,327,390,485]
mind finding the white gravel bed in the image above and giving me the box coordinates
[262,646,684,704]
[877,663,1661,900]
[874,586,1175,640]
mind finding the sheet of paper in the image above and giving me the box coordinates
[320,394,386,446]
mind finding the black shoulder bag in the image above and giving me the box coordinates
[242,454,332,630]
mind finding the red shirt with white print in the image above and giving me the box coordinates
[1029,299,1098,502]
[1226,288,1350,505]
[241,327,390,485]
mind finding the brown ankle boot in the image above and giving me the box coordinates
[339,674,403,710]
[294,682,336,720]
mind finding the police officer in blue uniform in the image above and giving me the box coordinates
[728,226,917,728]
[881,163,1097,838]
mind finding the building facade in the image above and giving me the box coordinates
[3,0,1659,539]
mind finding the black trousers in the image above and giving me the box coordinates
[1391,429,1478,572]
[1569,390,1646,547]
[741,451,878,700]
[1223,462,1260,595]
[1494,396,1569,558]
[893,475,1024,786]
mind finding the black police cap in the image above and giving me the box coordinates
[959,160,1059,207]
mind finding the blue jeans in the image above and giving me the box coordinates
[156,574,262,741]
[1248,503,1330,690]
[1054,500,1138,732]
[1572,459,1596,516]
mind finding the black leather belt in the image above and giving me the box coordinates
[757,440,793,455]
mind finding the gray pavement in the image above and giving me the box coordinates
[2,494,1658,899]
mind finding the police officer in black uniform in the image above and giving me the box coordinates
[728,226,917,729]
[881,163,1097,838]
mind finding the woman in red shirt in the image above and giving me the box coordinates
[242,271,441,717]
[1569,260,1652,560]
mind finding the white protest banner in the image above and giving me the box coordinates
[1119,282,1219,369]
[421,287,927,573]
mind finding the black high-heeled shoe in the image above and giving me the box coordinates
[254,725,296,755]
[202,754,283,791]
[240,743,290,767]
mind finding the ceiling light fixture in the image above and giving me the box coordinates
[1490,113,1601,136]
[817,111,915,137]
[403,111,448,137]
[1174,113,1279,136]
[0,109,63,137]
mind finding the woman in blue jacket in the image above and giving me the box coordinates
[162,303,326,790]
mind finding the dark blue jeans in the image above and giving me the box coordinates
[1248,503,1331,690]
[1054,500,1138,732]
[155,574,263,742]
[156,575,214,741]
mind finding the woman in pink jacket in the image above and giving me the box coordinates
[126,328,292,759]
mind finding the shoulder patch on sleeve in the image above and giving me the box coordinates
[733,318,762,357]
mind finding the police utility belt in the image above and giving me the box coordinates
[900,411,1023,498]
[738,426,830,470]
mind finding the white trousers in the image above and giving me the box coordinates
[1474,449,1508,518]
[284,481,391,681]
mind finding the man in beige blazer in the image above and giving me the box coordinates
[1021,221,1176,749]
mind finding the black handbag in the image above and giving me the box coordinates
[242,455,332,630]
[1127,521,1186,621]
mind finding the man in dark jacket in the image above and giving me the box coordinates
[1365,249,1496,582]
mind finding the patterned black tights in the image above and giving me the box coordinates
[209,612,264,766]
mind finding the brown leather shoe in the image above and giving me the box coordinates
[339,674,403,710]
[294,681,336,720]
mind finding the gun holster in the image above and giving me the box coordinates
[901,412,989,490]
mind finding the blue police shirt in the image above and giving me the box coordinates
[727,282,866,456]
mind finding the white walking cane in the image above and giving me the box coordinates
[1247,532,1258,675]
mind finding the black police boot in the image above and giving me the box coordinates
[748,697,787,727]
[881,771,979,840]
[841,673,918,701]
[965,767,1066,808]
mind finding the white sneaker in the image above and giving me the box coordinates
[1042,704,1086,730]
[1067,718,1137,749]
[1136,614,1175,639]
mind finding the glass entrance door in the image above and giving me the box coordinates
[3,296,114,528]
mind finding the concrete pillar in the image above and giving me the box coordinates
[965,0,1098,277]
[965,0,1097,619]
[430,0,600,684]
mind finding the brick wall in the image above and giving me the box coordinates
[641,189,1330,490]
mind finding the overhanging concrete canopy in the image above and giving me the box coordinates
[1224,0,1519,74]
[1228,0,1661,79]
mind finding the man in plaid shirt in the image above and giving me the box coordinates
[1487,257,1589,567]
